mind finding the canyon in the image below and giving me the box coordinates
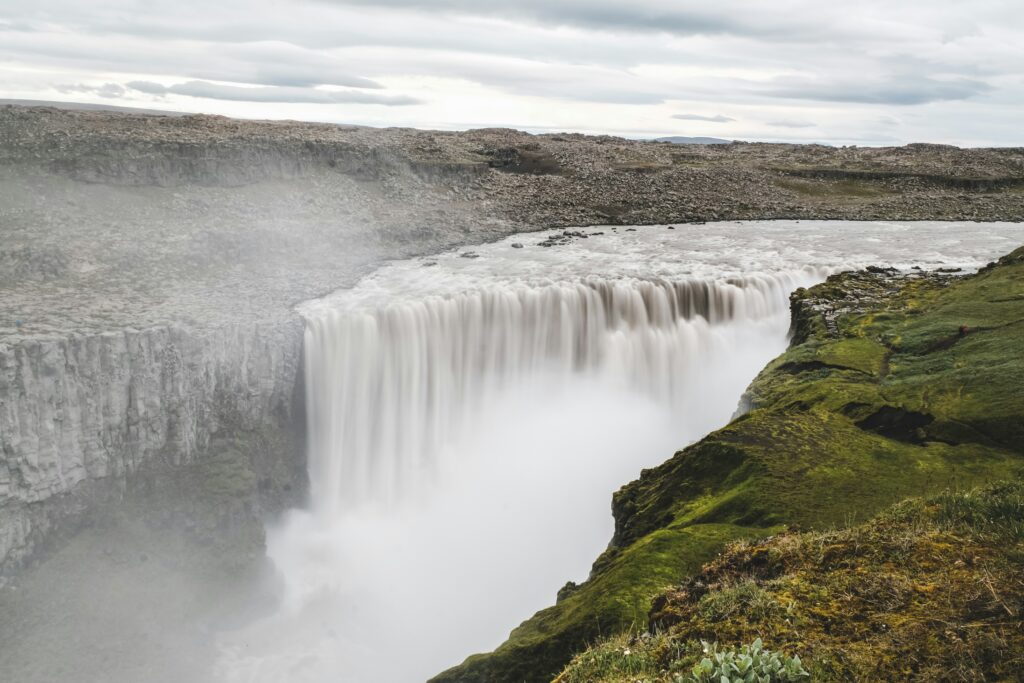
[1,104,1023,682]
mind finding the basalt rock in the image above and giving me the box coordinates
[0,320,303,572]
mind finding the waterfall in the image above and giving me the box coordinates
[217,221,1024,683]
[302,271,822,516]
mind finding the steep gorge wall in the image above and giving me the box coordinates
[0,318,303,571]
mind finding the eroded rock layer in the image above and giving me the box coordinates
[0,320,302,569]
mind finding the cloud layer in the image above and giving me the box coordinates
[673,113,735,123]
[0,0,1021,144]
[125,80,419,105]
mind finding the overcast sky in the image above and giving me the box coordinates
[1,1,1021,145]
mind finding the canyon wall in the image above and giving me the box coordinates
[0,319,302,570]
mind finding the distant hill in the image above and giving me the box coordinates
[0,99,185,117]
[654,135,731,145]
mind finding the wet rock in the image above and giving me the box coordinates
[866,265,899,275]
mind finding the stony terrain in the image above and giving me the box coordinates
[3,104,1023,339]
[435,248,1024,682]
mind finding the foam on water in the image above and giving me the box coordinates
[216,221,1024,683]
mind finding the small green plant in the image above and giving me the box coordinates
[684,638,809,683]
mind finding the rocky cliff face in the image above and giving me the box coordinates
[0,318,302,571]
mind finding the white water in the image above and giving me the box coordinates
[216,221,1024,683]
[303,272,819,514]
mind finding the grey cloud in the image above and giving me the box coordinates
[212,43,384,88]
[556,89,666,105]
[419,58,672,104]
[764,76,993,105]
[125,81,175,95]
[0,19,38,32]
[0,25,668,105]
[497,81,668,105]
[247,64,381,89]
[50,3,692,68]
[21,0,1017,50]
[2,0,1022,144]
[318,0,824,40]
[5,1,1015,109]
[672,113,734,122]
[768,120,815,128]
[56,82,126,99]
[126,80,420,105]
[0,21,385,90]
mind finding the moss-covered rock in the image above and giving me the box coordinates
[432,248,1024,683]
[558,482,1024,681]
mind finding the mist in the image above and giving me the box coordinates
[216,319,792,682]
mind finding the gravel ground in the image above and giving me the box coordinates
[2,104,1023,343]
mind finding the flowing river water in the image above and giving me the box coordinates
[215,221,1024,682]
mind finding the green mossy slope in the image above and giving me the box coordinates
[432,247,1024,683]
[557,482,1024,681]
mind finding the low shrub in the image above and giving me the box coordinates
[685,639,808,683]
